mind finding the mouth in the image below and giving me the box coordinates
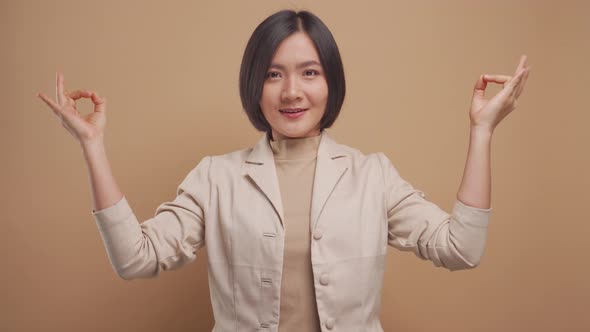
[279,108,308,114]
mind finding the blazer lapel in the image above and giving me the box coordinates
[243,131,285,229]
[310,130,349,230]
[242,130,349,231]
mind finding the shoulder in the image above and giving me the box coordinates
[335,140,389,164]
[330,140,393,178]
[338,142,401,185]
[204,147,252,178]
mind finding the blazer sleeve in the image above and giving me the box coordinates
[91,156,211,280]
[377,152,492,271]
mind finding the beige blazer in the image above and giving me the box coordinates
[92,129,492,332]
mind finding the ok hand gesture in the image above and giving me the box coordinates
[470,55,531,133]
[37,72,107,144]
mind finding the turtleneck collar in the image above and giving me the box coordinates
[268,131,322,160]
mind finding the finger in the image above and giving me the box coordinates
[515,67,531,98]
[507,68,527,94]
[473,74,488,99]
[56,72,66,105]
[37,92,62,114]
[90,92,107,113]
[67,89,93,100]
[485,69,525,105]
[515,54,527,75]
[483,74,512,84]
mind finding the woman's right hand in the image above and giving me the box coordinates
[37,72,107,144]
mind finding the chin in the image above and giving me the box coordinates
[274,127,319,140]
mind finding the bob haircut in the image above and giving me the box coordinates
[239,10,346,135]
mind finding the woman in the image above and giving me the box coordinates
[37,9,530,332]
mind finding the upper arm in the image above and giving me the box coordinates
[140,155,212,274]
[377,152,492,271]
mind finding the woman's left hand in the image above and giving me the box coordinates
[469,55,531,133]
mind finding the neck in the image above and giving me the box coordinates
[269,132,322,160]
[270,128,321,141]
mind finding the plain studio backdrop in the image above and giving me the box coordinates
[2,0,588,331]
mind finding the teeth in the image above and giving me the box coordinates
[281,109,304,113]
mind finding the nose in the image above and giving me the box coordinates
[280,76,302,102]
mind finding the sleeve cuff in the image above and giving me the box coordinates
[91,196,133,227]
[452,199,492,228]
[456,199,492,212]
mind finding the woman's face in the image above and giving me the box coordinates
[260,32,328,140]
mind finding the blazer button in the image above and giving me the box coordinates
[320,274,329,286]
[325,317,335,329]
[313,230,323,240]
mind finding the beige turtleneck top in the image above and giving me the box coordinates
[269,133,322,332]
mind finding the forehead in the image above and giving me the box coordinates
[272,32,320,64]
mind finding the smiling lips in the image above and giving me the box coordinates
[279,108,308,113]
[279,108,308,119]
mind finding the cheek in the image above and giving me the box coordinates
[260,86,269,105]
[259,89,271,114]
[260,85,278,107]
[311,81,329,104]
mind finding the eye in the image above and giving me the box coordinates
[304,69,318,76]
[265,71,281,79]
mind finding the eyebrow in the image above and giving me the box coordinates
[268,60,321,70]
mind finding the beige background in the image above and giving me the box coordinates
[2,0,589,331]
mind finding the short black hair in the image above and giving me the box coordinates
[239,10,346,134]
